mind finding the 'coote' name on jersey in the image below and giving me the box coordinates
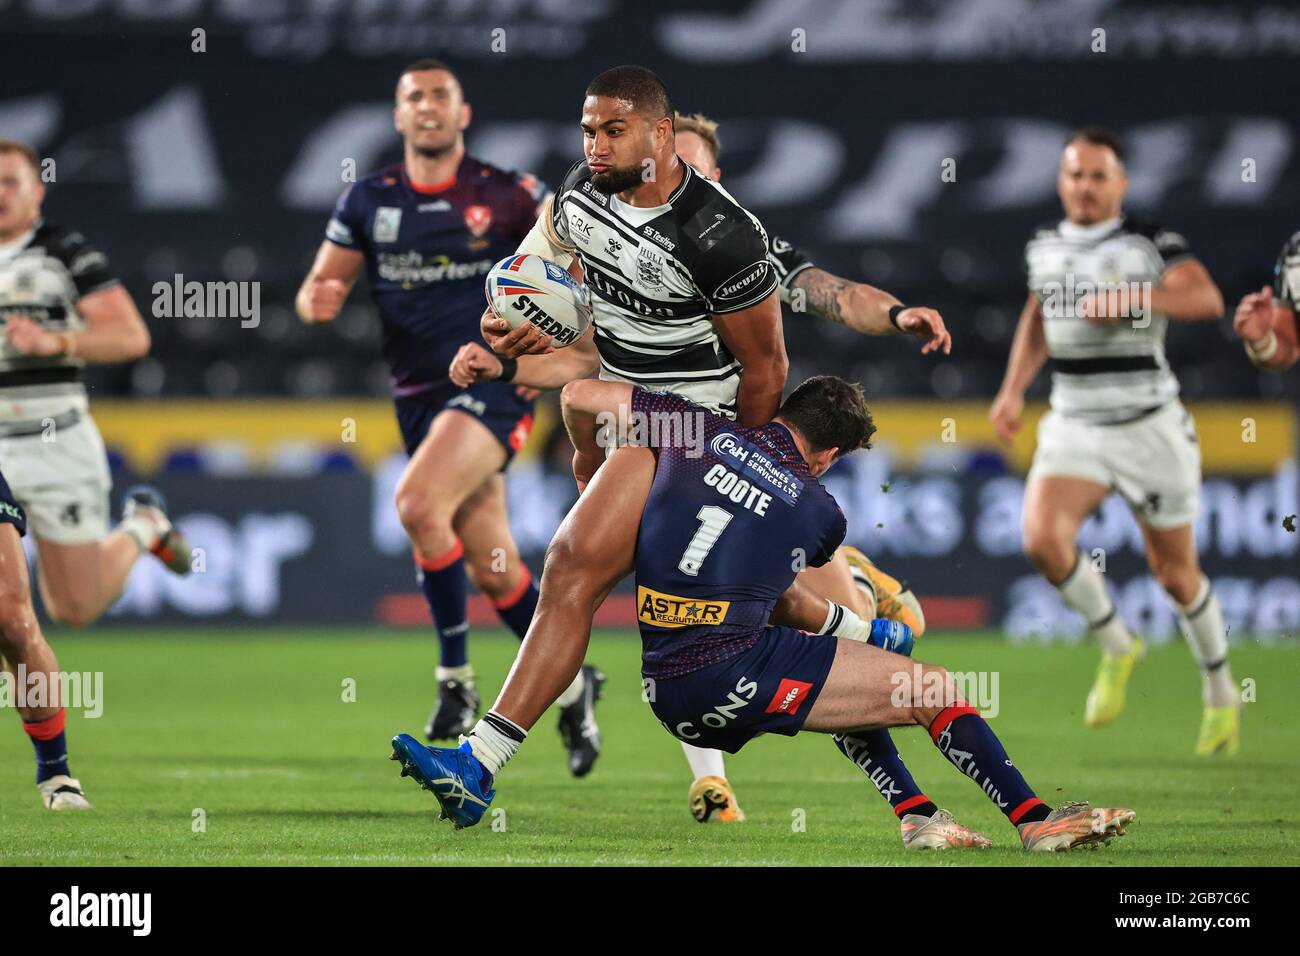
[703,462,773,515]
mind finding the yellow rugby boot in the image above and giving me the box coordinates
[1084,639,1145,729]
[840,546,925,638]
[689,775,745,823]
[1194,705,1240,756]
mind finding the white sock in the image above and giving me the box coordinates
[1055,553,1133,656]
[1176,578,1236,708]
[465,711,527,776]
[118,513,158,553]
[846,564,878,617]
[436,663,474,685]
[681,742,726,781]
[555,668,585,708]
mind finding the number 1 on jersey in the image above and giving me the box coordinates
[678,505,733,576]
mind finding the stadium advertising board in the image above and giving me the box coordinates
[89,461,1299,639]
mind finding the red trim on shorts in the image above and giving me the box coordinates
[894,794,933,818]
[492,565,533,610]
[508,413,534,453]
[1009,797,1048,824]
[414,540,464,572]
[23,709,66,740]
[928,703,979,744]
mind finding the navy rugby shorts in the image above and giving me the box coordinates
[394,380,534,466]
[647,625,839,754]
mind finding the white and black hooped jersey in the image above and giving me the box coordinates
[1024,215,1194,424]
[1272,230,1300,311]
[546,160,778,416]
[0,219,116,414]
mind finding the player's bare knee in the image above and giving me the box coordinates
[1152,561,1199,605]
[541,533,603,602]
[42,594,100,629]
[0,593,43,658]
[1022,522,1072,582]
[394,485,450,540]
[464,553,519,599]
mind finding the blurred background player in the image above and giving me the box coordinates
[393,376,1135,852]
[454,86,964,836]
[0,465,92,809]
[988,127,1237,754]
[295,61,604,774]
[1234,230,1300,372]
[0,139,190,629]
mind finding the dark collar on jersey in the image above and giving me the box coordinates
[764,420,806,468]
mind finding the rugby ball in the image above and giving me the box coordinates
[486,254,593,348]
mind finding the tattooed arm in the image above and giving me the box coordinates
[789,267,952,355]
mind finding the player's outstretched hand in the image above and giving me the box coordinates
[1233,284,1275,342]
[4,315,62,356]
[896,306,952,355]
[988,389,1024,445]
[481,304,554,357]
[449,342,504,387]
[303,278,347,324]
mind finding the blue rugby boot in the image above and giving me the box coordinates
[389,734,494,829]
[868,618,915,657]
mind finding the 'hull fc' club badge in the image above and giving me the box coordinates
[464,205,493,238]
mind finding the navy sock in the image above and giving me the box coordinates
[24,712,71,784]
[929,705,1049,825]
[493,570,538,642]
[415,544,470,669]
[834,729,936,818]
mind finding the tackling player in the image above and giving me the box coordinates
[0,140,191,628]
[0,465,92,809]
[1233,230,1299,371]
[988,127,1236,754]
[391,377,1136,852]
[672,111,942,827]
[296,60,603,775]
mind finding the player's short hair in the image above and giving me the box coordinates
[0,139,40,175]
[1066,125,1125,164]
[674,112,720,161]
[397,58,461,96]
[777,376,876,460]
[586,66,673,121]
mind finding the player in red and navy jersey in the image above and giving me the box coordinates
[1235,230,1300,372]
[0,466,92,809]
[391,377,1137,851]
[296,59,603,774]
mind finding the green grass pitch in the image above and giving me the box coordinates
[2,628,1297,866]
